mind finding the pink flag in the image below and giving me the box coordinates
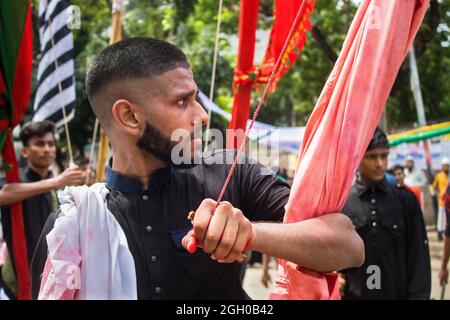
[271,0,430,300]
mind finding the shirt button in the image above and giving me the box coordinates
[371,210,376,215]
[155,287,161,295]
[151,256,158,262]
[146,225,152,232]
[142,194,149,201]
[393,224,397,229]
[372,222,377,227]
[370,198,376,204]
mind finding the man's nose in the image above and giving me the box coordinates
[194,100,209,126]
[375,157,384,167]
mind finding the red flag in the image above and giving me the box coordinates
[257,0,314,89]
[271,0,430,300]
[227,0,314,148]
[0,0,33,299]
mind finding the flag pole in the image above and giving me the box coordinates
[94,0,124,181]
[203,0,224,152]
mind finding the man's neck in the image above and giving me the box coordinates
[111,147,167,189]
[359,176,382,188]
[28,163,50,180]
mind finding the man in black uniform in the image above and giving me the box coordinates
[32,37,365,300]
[0,121,85,298]
[341,127,431,299]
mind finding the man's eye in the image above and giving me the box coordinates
[177,99,185,106]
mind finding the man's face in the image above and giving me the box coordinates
[405,159,414,170]
[393,168,405,186]
[135,68,208,162]
[358,148,389,184]
[443,163,449,173]
[22,132,56,169]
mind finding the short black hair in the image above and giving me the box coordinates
[19,121,55,146]
[390,164,404,174]
[367,127,389,151]
[85,37,190,101]
[73,155,89,167]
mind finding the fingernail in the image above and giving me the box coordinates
[211,254,217,260]
[218,259,224,263]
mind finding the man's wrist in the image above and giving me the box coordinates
[49,176,60,190]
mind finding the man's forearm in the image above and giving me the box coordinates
[0,179,58,205]
[250,213,364,272]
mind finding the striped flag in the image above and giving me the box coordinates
[33,0,75,127]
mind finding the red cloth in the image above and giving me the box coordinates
[406,185,422,206]
[257,0,314,89]
[270,0,430,300]
[2,132,30,299]
[11,4,32,128]
[0,2,33,300]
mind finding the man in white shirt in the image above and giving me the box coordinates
[404,155,428,187]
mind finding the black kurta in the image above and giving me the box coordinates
[32,150,290,300]
[342,178,431,300]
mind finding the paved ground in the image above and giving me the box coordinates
[243,228,449,300]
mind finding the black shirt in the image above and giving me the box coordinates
[32,151,290,300]
[1,167,55,267]
[341,178,431,300]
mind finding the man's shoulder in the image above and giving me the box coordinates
[435,171,447,181]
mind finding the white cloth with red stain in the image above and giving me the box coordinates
[38,183,136,300]
[270,0,429,300]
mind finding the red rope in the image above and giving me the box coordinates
[214,0,307,211]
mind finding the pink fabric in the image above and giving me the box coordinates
[270,0,429,300]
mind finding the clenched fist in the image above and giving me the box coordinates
[182,199,254,263]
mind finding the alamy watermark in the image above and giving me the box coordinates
[169,125,281,176]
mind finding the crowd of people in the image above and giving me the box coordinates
[257,129,450,300]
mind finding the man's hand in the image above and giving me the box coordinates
[53,166,86,189]
[439,267,448,286]
[182,199,253,263]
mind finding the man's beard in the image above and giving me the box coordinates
[137,122,177,163]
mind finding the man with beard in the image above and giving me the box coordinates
[340,128,431,300]
[31,37,364,300]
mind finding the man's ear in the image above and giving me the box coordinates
[111,99,144,137]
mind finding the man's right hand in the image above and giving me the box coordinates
[53,166,86,189]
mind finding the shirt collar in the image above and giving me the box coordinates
[105,159,172,194]
[355,177,389,197]
[25,167,52,182]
